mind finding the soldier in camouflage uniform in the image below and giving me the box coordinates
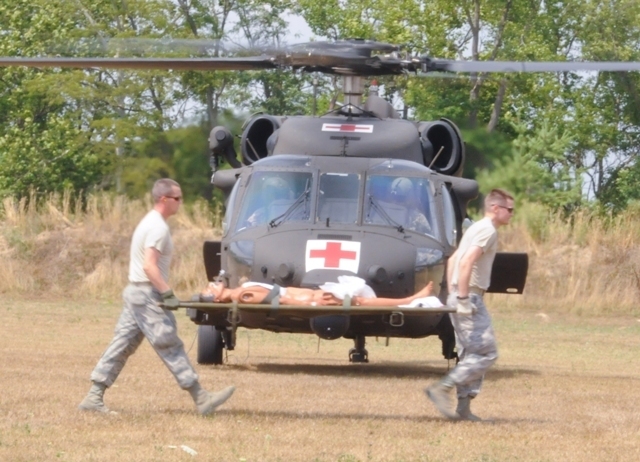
[426,188,515,421]
[79,178,235,415]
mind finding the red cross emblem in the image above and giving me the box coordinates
[321,123,373,133]
[306,240,361,272]
[309,242,357,268]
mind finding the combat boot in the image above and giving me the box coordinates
[78,381,115,414]
[456,396,481,421]
[188,382,235,416]
[425,377,459,420]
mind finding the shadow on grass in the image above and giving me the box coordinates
[208,409,548,425]
[225,362,540,380]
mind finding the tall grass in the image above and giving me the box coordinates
[1,194,639,314]
[0,192,222,299]
[496,201,640,315]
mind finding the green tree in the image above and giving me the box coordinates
[477,118,581,211]
[2,0,640,213]
[297,0,640,212]
[0,0,307,199]
[0,0,182,197]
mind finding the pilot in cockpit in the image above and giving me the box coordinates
[387,177,432,234]
[246,176,293,227]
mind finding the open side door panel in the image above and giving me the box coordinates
[487,252,528,294]
[203,241,222,281]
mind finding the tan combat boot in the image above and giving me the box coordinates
[425,378,459,420]
[188,382,235,416]
[78,382,115,414]
[456,396,481,421]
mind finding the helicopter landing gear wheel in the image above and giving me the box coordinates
[197,325,225,365]
[349,335,369,363]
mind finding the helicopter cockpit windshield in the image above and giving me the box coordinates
[364,163,438,238]
[235,170,313,231]
[317,173,360,224]
[231,156,438,239]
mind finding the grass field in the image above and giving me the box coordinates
[1,297,639,461]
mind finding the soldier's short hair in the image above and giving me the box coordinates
[484,188,514,209]
[152,178,180,202]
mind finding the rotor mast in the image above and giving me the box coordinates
[342,75,364,115]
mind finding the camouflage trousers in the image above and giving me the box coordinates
[447,292,498,399]
[90,283,199,390]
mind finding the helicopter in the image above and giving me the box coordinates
[3,40,639,365]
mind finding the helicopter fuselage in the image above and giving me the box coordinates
[219,154,452,339]
[191,103,525,363]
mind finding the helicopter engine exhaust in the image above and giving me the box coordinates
[241,115,282,165]
[418,119,465,177]
[310,315,350,340]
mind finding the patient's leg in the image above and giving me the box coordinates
[354,281,434,306]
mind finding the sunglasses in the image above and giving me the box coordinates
[494,204,514,213]
[165,196,183,202]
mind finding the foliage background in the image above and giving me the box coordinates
[2,1,640,311]
[1,0,639,212]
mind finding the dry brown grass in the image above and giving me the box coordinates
[2,193,640,315]
[1,297,639,461]
[0,195,640,316]
[502,202,640,315]
[0,193,221,299]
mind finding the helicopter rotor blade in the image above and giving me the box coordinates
[0,56,278,71]
[425,59,640,73]
[1,37,640,75]
[47,37,230,56]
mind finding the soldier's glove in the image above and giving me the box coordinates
[455,296,477,316]
[161,289,181,310]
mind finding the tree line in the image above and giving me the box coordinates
[1,0,639,213]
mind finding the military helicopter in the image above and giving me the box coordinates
[2,40,639,365]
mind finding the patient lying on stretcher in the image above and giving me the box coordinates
[199,275,439,307]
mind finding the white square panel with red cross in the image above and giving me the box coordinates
[305,240,361,273]
[321,123,374,133]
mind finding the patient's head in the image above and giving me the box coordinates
[200,281,225,301]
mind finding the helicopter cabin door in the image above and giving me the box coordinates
[487,252,528,294]
[203,241,222,281]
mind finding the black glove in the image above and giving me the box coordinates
[161,289,180,310]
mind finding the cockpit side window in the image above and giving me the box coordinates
[234,171,313,232]
[441,184,457,246]
[222,179,241,236]
[317,173,360,224]
[364,174,437,237]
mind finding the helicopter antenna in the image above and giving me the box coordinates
[428,146,445,170]
[245,137,260,163]
[319,102,379,119]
